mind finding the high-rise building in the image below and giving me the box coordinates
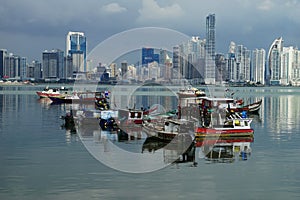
[0,49,7,78]
[291,49,300,86]
[42,49,64,79]
[109,63,117,77]
[4,53,19,79]
[66,31,87,72]
[252,49,266,85]
[181,36,205,81]
[281,46,300,86]
[20,57,27,80]
[227,42,251,82]
[227,52,237,81]
[121,61,128,79]
[236,44,251,81]
[65,55,73,79]
[215,54,227,82]
[268,37,283,85]
[172,45,180,79]
[142,47,159,66]
[205,13,216,84]
[34,60,42,80]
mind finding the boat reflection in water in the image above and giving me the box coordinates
[142,136,197,166]
[196,136,253,163]
[74,116,253,172]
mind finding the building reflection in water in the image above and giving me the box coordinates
[109,85,178,112]
[264,94,300,140]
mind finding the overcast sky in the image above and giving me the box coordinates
[1,0,300,62]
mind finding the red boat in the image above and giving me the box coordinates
[195,97,254,138]
[36,86,69,98]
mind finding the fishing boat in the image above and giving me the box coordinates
[195,113,254,138]
[177,86,206,98]
[94,91,110,110]
[227,99,262,114]
[36,86,69,98]
[118,108,144,125]
[99,108,147,131]
[99,110,119,131]
[142,118,195,141]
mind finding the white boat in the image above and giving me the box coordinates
[177,86,206,98]
[36,86,69,98]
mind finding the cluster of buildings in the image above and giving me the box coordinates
[1,14,300,86]
[0,31,89,83]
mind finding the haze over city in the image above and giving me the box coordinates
[1,0,300,61]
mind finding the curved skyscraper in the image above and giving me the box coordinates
[268,37,283,85]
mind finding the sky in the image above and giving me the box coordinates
[1,0,300,63]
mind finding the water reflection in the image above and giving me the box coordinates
[142,136,197,166]
[75,117,254,168]
[196,137,253,163]
[263,94,300,140]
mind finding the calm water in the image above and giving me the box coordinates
[0,85,300,200]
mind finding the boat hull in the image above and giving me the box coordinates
[195,127,254,138]
[143,123,178,141]
[36,91,61,98]
[49,96,96,104]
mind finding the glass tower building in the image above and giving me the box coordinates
[42,49,64,79]
[66,32,87,72]
[205,13,216,84]
[268,37,283,85]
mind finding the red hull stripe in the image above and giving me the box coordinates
[195,127,254,134]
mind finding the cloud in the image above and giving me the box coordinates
[257,0,274,11]
[102,3,127,14]
[137,0,184,23]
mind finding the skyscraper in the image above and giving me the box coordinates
[4,53,20,79]
[252,49,266,85]
[42,49,64,79]
[236,44,251,81]
[142,47,159,66]
[121,61,128,79]
[172,45,180,79]
[66,31,87,72]
[268,37,283,85]
[0,49,7,78]
[205,13,216,84]
[20,57,27,80]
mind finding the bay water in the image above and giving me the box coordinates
[0,85,300,200]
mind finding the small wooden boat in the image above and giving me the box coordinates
[177,86,206,98]
[227,99,262,114]
[142,118,195,141]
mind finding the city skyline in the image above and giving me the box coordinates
[1,0,300,62]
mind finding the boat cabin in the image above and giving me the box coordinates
[118,109,144,125]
